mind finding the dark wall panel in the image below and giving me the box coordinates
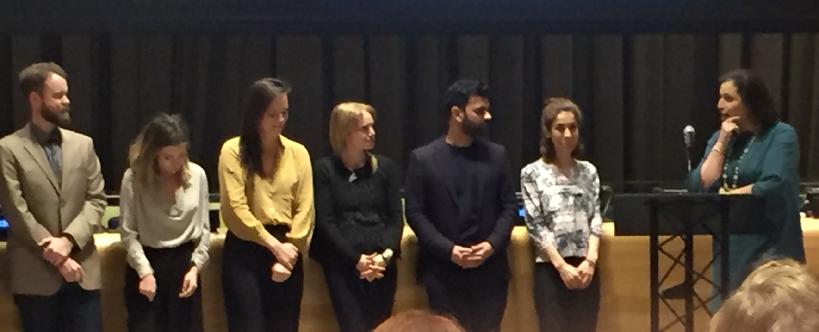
[4,30,819,191]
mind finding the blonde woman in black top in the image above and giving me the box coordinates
[309,102,403,332]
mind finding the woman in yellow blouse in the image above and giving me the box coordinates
[218,78,314,332]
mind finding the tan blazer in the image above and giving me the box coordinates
[0,123,106,295]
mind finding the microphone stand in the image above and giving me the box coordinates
[685,146,694,173]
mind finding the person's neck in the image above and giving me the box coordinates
[158,170,182,193]
[740,119,762,135]
[31,113,56,133]
[553,151,575,172]
[340,148,367,171]
[445,127,473,147]
[261,134,281,154]
[159,170,180,183]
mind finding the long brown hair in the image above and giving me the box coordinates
[128,113,191,190]
[239,78,291,179]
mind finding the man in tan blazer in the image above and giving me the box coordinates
[0,62,106,332]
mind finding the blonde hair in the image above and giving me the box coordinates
[710,259,819,332]
[328,102,378,171]
[128,113,191,190]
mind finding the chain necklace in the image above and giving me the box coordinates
[722,136,756,191]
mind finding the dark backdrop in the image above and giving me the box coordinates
[2,1,818,192]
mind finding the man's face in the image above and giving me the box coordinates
[36,73,72,127]
[459,95,491,137]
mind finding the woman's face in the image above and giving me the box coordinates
[345,111,376,153]
[258,93,290,138]
[156,143,187,176]
[549,111,579,154]
[718,80,748,122]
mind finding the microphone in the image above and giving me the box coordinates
[683,125,695,172]
[683,125,695,149]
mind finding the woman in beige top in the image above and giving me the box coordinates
[119,113,210,332]
[218,78,314,332]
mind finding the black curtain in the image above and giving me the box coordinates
[2,31,818,192]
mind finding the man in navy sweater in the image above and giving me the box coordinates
[405,79,518,332]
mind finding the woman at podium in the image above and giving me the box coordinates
[688,69,805,298]
[521,98,603,332]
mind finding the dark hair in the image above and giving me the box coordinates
[540,97,584,162]
[239,77,292,178]
[128,113,191,188]
[719,69,779,131]
[18,62,68,99]
[443,79,489,117]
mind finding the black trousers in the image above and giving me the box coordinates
[423,268,509,332]
[124,242,203,332]
[222,227,304,332]
[322,263,397,332]
[533,257,600,332]
[14,282,101,332]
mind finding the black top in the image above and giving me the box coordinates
[405,137,518,280]
[309,154,404,270]
[447,143,482,243]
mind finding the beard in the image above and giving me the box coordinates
[462,116,488,137]
[41,102,72,128]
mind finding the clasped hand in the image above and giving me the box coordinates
[450,242,494,269]
[357,253,387,282]
[39,236,83,283]
[557,260,594,290]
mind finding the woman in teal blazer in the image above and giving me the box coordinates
[688,69,805,298]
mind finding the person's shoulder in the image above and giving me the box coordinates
[122,168,134,182]
[521,159,543,176]
[763,121,798,143]
[373,153,395,166]
[220,136,241,153]
[410,138,443,158]
[188,162,207,178]
[313,155,335,170]
[771,121,796,135]
[577,160,598,174]
[373,154,398,173]
[484,139,506,151]
[0,129,23,149]
[59,128,96,148]
[477,139,508,157]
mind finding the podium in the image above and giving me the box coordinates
[613,192,767,332]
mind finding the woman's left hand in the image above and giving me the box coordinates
[179,266,199,298]
[577,260,595,289]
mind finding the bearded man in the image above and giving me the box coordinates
[0,62,106,332]
[404,79,518,332]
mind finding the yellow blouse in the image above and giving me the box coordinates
[218,136,314,252]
